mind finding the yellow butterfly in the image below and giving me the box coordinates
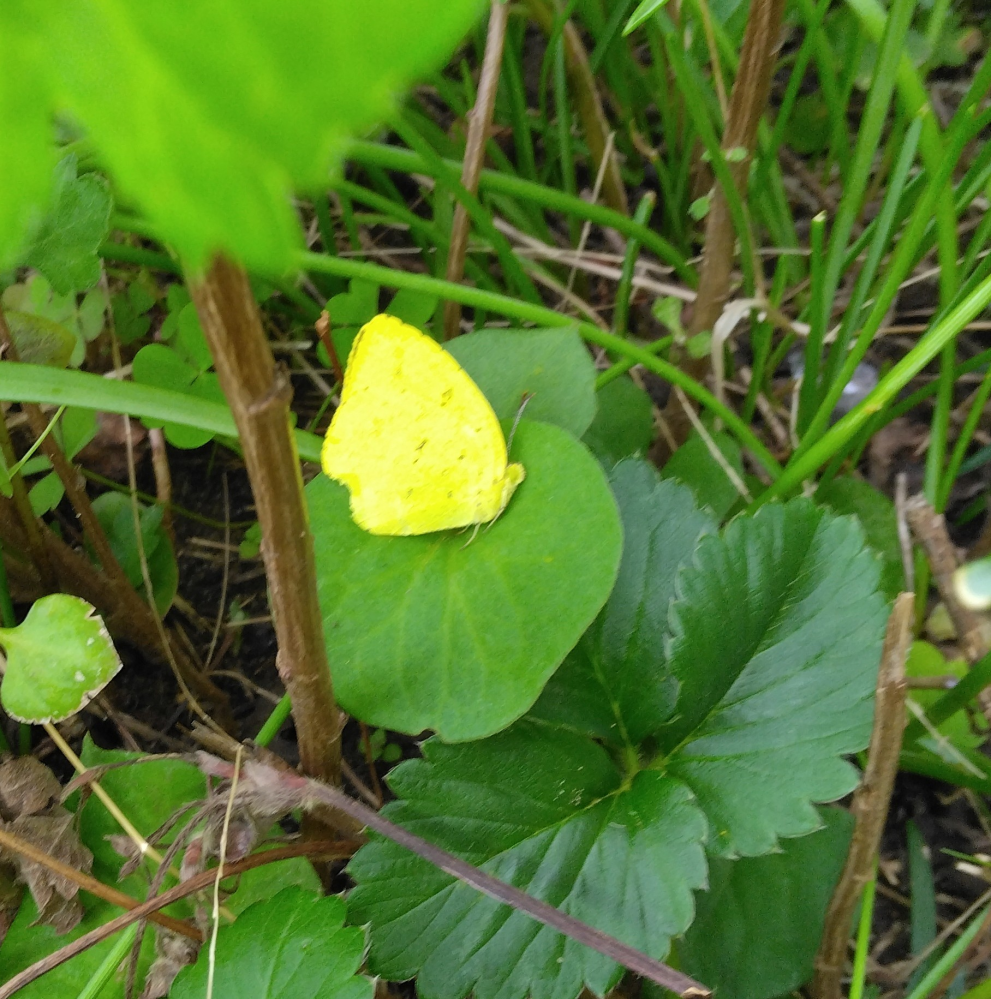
[321,314,525,536]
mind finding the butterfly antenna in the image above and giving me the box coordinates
[506,392,533,456]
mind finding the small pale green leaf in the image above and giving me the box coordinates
[348,723,707,999]
[28,470,64,516]
[22,154,113,294]
[132,342,221,448]
[4,310,75,368]
[387,288,438,328]
[309,421,622,740]
[447,327,596,438]
[661,431,745,520]
[677,807,854,999]
[173,302,214,373]
[905,641,987,756]
[58,407,98,460]
[582,377,654,467]
[623,0,671,35]
[171,887,372,999]
[329,280,380,328]
[111,283,155,344]
[0,594,121,723]
[91,492,178,614]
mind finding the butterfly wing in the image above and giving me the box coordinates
[321,315,524,535]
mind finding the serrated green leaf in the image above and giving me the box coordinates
[0,594,121,723]
[309,420,622,740]
[348,482,886,999]
[347,722,707,999]
[530,463,716,745]
[22,154,112,294]
[661,430,745,520]
[663,501,887,856]
[29,1,485,272]
[677,807,854,999]
[447,328,596,438]
[172,887,371,999]
[581,377,654,467]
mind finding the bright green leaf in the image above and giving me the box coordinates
[0,594,121,723]
[447,328,596,438]
[29,1,485,272]
[22,154,112,294]
[623,0,671,36]
[309,420,622,740]
[172,887,371,999]
[0,15,54,268]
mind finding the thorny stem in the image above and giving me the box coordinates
[444,0,510,340]
[187,256,341,787]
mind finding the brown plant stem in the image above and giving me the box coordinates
[524,0,628,216]
[187,256,341,787]
[0,840,356,999]
[443,0,510,341]
[811,592,913,999]
[0,824,201,941]
[905,494,990,662]
[657,0,786,457]
[0,308,126,589]
[0,415,55,590]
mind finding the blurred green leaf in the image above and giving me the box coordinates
[21,154,112,294]
[582,377,654,467]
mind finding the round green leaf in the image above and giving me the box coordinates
[0,595,121,723]
[309,421,622,740]
[447,328,596,438]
